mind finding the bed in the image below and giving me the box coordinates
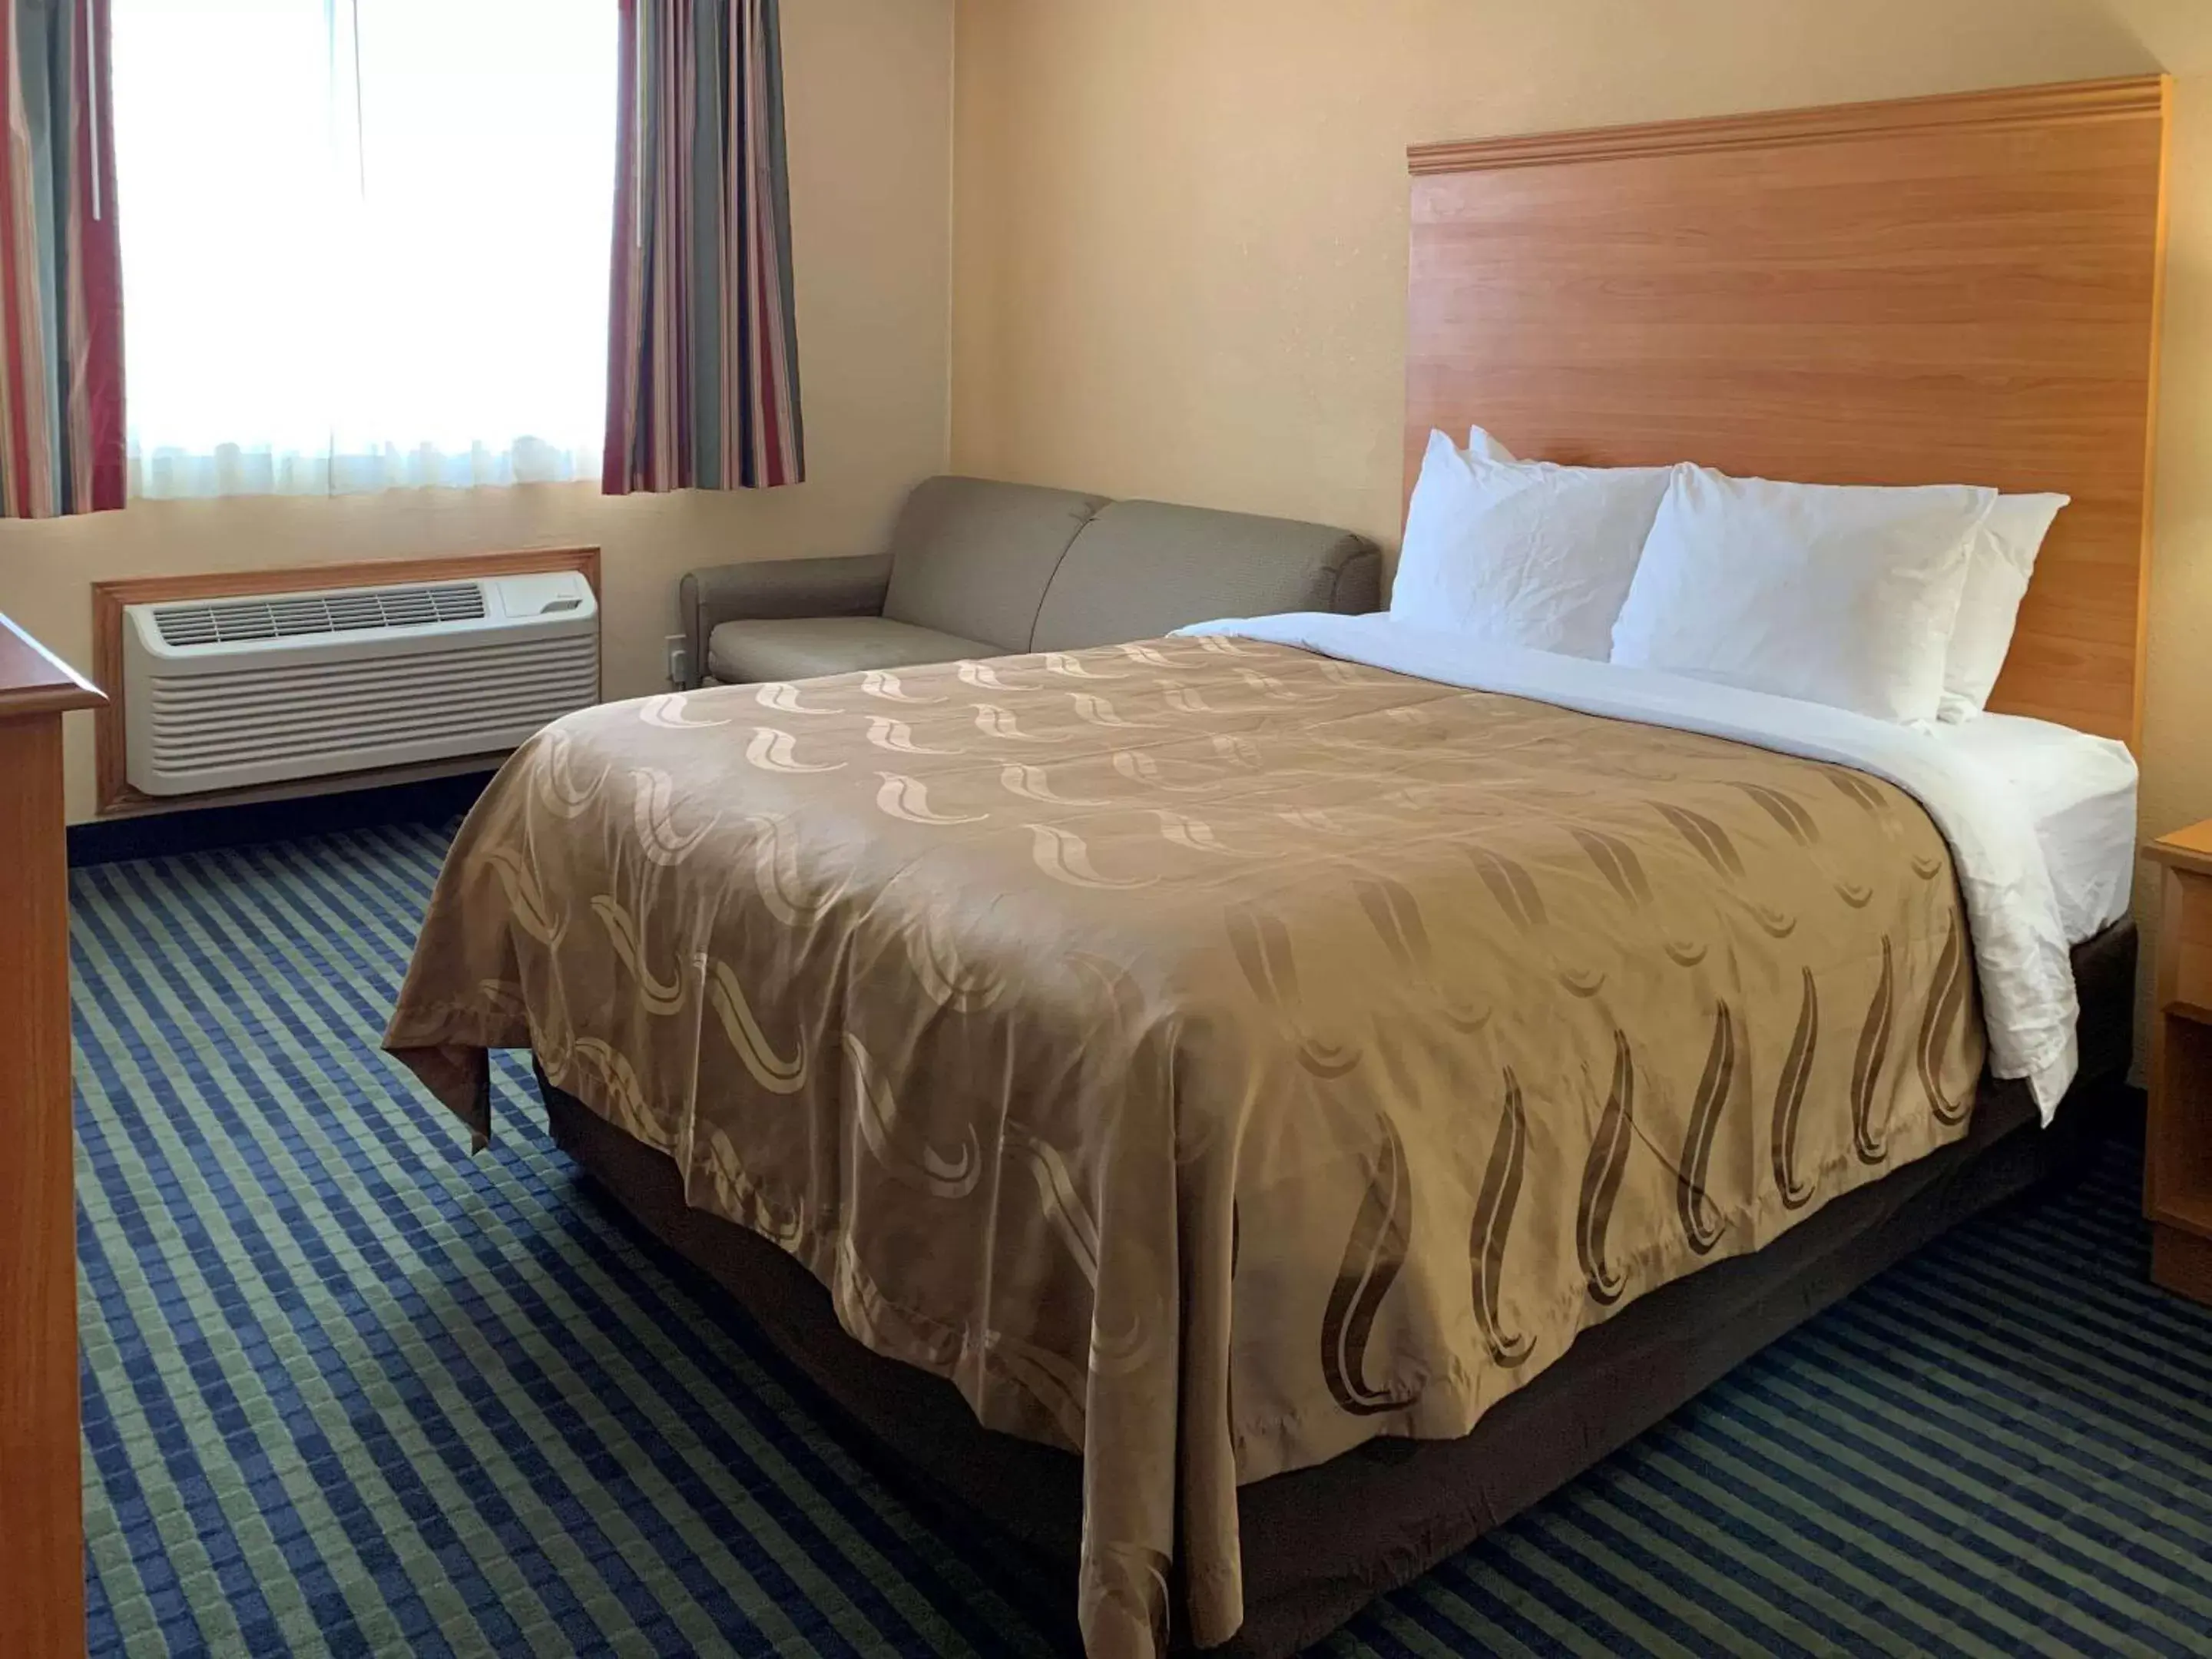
[386,73,2167,1659]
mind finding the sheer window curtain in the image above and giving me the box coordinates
[111,0,615,499]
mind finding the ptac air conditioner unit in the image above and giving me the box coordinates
[123,571,600,796]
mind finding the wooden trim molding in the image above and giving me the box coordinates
[1409,74,2168,174]
[91,545,601,818]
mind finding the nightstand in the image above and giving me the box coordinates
[2145,821,2212,1303]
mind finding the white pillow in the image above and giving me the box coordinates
[1389,429,1674,660]
[1938,493,2069,723]
[1609,466,1996,724]
[1463,425,1518,463]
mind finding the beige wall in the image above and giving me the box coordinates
[951,0,2212,879]
[0,0,954,823]
[16,0,2212,863]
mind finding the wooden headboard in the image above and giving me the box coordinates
[1405,75,2170,744]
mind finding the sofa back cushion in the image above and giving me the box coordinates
[880,476,1107,653]
[1028,500,1377,652]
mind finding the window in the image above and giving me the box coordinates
[112,0,617,498]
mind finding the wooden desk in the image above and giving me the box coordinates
[0,613,102,1657]
[2144,820,2212,1304]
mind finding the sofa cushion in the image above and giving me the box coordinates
[707,616,996,685]
[879,475,1107,653]
[1028,499,1378,652]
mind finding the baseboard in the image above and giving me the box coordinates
[68,770,494,867]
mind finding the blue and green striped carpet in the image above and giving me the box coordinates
[74,824,2212,1657]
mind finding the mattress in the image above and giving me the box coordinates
[1928,710,2138,944]
[386,623,2108,1659]
[387,634,2007,1658]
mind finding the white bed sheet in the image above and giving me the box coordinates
[1925,712,2137,946]
[1177,611,2082,1119]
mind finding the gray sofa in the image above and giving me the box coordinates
[680,475,1379,687]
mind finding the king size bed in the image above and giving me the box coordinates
[386,74,2168,1659]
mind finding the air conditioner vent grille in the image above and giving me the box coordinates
[152,581,486,647]
[123,568,598,798]
[139,634,600,775]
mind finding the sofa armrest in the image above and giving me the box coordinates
[680,553,892,686]
[1330,543,1382,615]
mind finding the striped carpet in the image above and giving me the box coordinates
[73,823,2212,1658]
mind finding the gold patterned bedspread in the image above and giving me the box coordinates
[384,634,1982,1659]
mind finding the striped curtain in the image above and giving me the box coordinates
[0,0,121,518]
[604,0,803,495]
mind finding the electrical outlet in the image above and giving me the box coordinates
[665,635,690,687]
